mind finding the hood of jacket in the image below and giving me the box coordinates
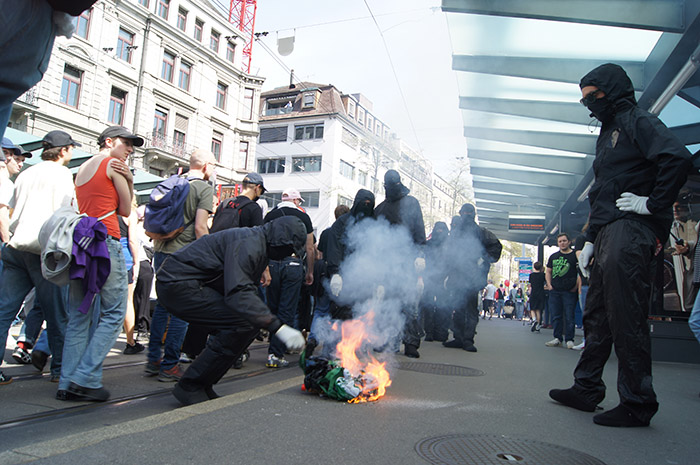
[580,63,636,114]
[429,221,449,245]
[263,216,307,257]
[350,189,375,219]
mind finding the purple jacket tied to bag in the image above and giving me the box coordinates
[70,217,111,314]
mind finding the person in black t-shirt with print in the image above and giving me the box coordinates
[528,261,545,332]
[545,233,578,349]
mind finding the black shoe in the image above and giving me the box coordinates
[462,344,477,352]
[31,350,49,371]
[205,386,220,400]
[593,404,650,427]
[424,335,434,342]
[67,382,110,402]
[173,383,210,406]
[442,339,463,348]
[404,344,420,358]
[56,389,82,401]
[549,387,598,412]
[123,342,145,355]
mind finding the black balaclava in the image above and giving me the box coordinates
[457,203,480,237]
[430,221,449,245]
[384,169,409,201]
[579,63,636,124]
[350,188,375,220]
[450,215,461,231]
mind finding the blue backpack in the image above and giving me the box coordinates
[144,175,193,241]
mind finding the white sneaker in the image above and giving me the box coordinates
[572,342,585,351]
[566,340,575,349]
[545,338,562,347]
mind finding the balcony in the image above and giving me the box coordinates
[264,106,293,116]
[16,87,39,107]
[144,132,195,162]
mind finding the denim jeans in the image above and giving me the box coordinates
[515,301,524,320]
[266,257,304,357]
[0,246,67,377]
[0,0,55,140]
[308,283,330,344]
[59,237,127,390]
[496,299,504,317]
[34,329,50,355]
[548,289,578,342]
[689,289,700,343]
[18,292,43,346]
[148,252,188,370]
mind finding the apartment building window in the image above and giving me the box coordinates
[211,132,223,162]
[157,0,169,19]
[116,28,135,63]
[339,160,355,180]
[60,65,82,108]
[357,108,365,125]
[367,115,374,131]
[338,196,353,208]
[239,141,249,170]
[161,51,175,82]
[341,127,358,148]
[243,88,254,119]
[258,158,285,174]
[259,126,287,143]
[210,30,220,53]
[261,192,283,208]
[173,114,188,150]
[300,191,320,208]
[302,92,315,108]
[347,101,355,119]
[194,18,203,41]
[108,87,127,125]
[375,120,382,136]
[294,123,323,141]
[292,155,321,173]
[138,0,149,7]
[215,82,227,110]
[358,171,368,187]
[226,42,235,62]
[76,9,91,39]
[153,109,168,138]
[178,61,191,91]
[177,8,187,31]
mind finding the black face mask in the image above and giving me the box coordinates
[586,96,616,123]
[354,201,373,219]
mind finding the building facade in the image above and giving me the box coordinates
[9,0,263,184]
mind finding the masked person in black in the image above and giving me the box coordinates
[421,222,450,342]
[155,217,307,405]
[443,204,502,352]
[375,171,426,358]
[550,63,692,427]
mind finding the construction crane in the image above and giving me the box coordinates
[229,0,257,74]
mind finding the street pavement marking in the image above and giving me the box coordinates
[0,376,303,465]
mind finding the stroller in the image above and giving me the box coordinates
[502,299,516,319]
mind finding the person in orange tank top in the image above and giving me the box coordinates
[57,126,143,402]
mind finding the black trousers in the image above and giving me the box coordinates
[573,219,659,422]
[157,280,258,391]
[133,260,153,332]
[451,288,479,346]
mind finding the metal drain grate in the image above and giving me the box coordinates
[416,434,607,465]
[398,362,484,377]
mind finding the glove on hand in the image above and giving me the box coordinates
[330,274,343,296]
[616,192,651,215]
[414,257,426,273]
[275,324,305,351]
[578,241,595,279]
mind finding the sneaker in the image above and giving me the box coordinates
[266,354,289,368]
[31,350,49,372]
[233,350,250,369]
[67,382,110,402]
[572,341,585,351]
[12,346,31,364]
[123,342,145,355]
[566,340,575,350]
[545,338,562,347]
[144,359,161,376]
[158,364,185,382]
[0,371,12,385]
[179,352,194,363]
[536,323,542,332]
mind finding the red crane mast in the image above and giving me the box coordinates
[229,0,258,74]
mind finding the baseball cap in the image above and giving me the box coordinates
[2,137,22,157]
[384,169,401,185]
[98,126,144,147]
[42,130,82,149]
[243,172,266,193]
[282,188,304,202]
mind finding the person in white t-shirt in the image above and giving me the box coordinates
[482,280,497,319]
[0,138,22,243]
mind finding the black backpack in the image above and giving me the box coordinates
[210,197,246,233]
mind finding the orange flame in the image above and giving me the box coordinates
[335,311,392,403]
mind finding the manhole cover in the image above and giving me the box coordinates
[398,362,484,377]
[416,434,607,465]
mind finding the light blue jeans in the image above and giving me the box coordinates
[59,238,127,390]
[0,0,55,140]
[689,289,700,343]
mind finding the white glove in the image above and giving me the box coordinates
[330,274,343,296]
[616,192,651,215]
[416,277,424,295]
[578,241,595,279]
[275,324,305,351]
[414,257,426,273]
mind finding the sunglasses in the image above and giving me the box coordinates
[580,90,602,107]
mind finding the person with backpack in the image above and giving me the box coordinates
[0,130,77,387]
[57,125,140,401]
[146,149,217,383]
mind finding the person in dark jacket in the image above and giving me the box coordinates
[443,204,502,352]
[375,170,426,358]
[421,222,450,342]
[156,216,307,405]
[550,63,692,427]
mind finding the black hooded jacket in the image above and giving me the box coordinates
[580,63,692,243]
[325,189,375,275]
[157,216,307,333]
[446,216,502,290]
[375,183,426,246]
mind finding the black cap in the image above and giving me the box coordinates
[243,172,266,193]
[98,126,144,147]
[384,169,401,185]
[459,203,476,216]
[42,130,82,149]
